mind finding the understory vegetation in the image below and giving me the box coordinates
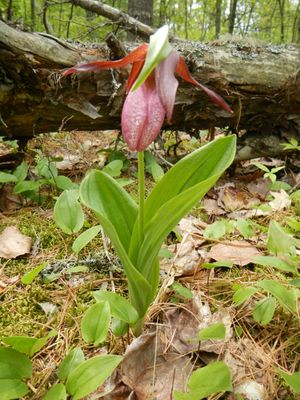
[0,130,299,399]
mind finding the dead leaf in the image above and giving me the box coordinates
[118,332,193,400]
[0,275,19,293]
[247,178,270,199]
[269,190,291,211]
[0,226,32,259]
[202,198,225,215]
[207,240,261,266]
[160,239,201,276]
[235,380,265,400]
[160,217,207,276]
[177,216,203,236]
[219,186,254,212]
[163,292,232,355]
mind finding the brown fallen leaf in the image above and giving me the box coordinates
[207,240,261,266]
[219,186,255,212]
[0,226,32,259]
[160,216,207,276]
[0,275,19,293]
[247,177,270,200]
[163,292,232,355]
[269,190,291,211]
[202,198,225,216]
[118,332,193,400]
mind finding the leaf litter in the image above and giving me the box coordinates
[1,132,300,399]
[0,226,32,259]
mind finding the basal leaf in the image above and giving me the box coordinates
[80,170,137,252]
[0,348,32,379]
[129,136,236,267]
[72,225,101,253]
[137,174,226,280]
[80,173,151,316]
[0,379,29,400]
[93,291,139,324]
[102,160,123,177]
[145,136,236,222]
[0,172,18,183]
[1,330,56,357]
[252,297,277,325]
[277,369,300,394]
[13,161,28,181]
[256,280,297,314]
[53,175,78,190]
[174,361,232,400]
[21,263,46,284]
[111,318,129,337]
[267,220,300,256]
[14,180,42,193]
[80,302,110,346]
[57,348,85,382]
[233,286,257,306]
[43,383,67,400]
[54,189,84,234]
[254,255,298,275]
[198,323,226,340]
[66,355,123,400]
[171,282,193,299]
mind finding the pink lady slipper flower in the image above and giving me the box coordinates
[63,26,233,151]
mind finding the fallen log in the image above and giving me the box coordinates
[0,20,299,160]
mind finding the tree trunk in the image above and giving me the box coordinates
[278,0,285,43]
[6,0,13,22]
[0,20,299,160]
[228,0,238,34]
[127,0,153,41]
[215,0,222,39]
[30,0,35,31]
[292,0,300,42]
[128,0,153,27]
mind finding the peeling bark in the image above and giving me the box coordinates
[0,21,299,157]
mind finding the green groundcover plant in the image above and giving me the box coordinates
[55,25,236,335]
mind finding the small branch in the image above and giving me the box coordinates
[70,0,155,39]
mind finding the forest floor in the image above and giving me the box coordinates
[0,130,299,400]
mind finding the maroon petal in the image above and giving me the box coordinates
[63,44,148,76]
[155,50,180,123]
[126,60,145,93]
[121,76,165,151]
[176,56,233,114]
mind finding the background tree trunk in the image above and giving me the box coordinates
[277,0,285,43]
[0,21,299,160]
[127,0,153,41]
[215,0,222,38]
[228,0,238,34]
[30,0,35,31]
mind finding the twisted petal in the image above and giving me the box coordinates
[176,56,233,114]
[121,76,165,151]
[126,60,145,93]
[155,50,179,123]
[63,44,148,76]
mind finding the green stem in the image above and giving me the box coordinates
[138,151,145,243]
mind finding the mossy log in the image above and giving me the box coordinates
[0,21,299,159]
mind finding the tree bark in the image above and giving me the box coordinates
[277,0,285,43]
[228,0,238,34]
[127,0,153,41]
[0,20,299,160]
[215,0,222,39]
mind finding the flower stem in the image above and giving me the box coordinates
[138,151,145,242]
